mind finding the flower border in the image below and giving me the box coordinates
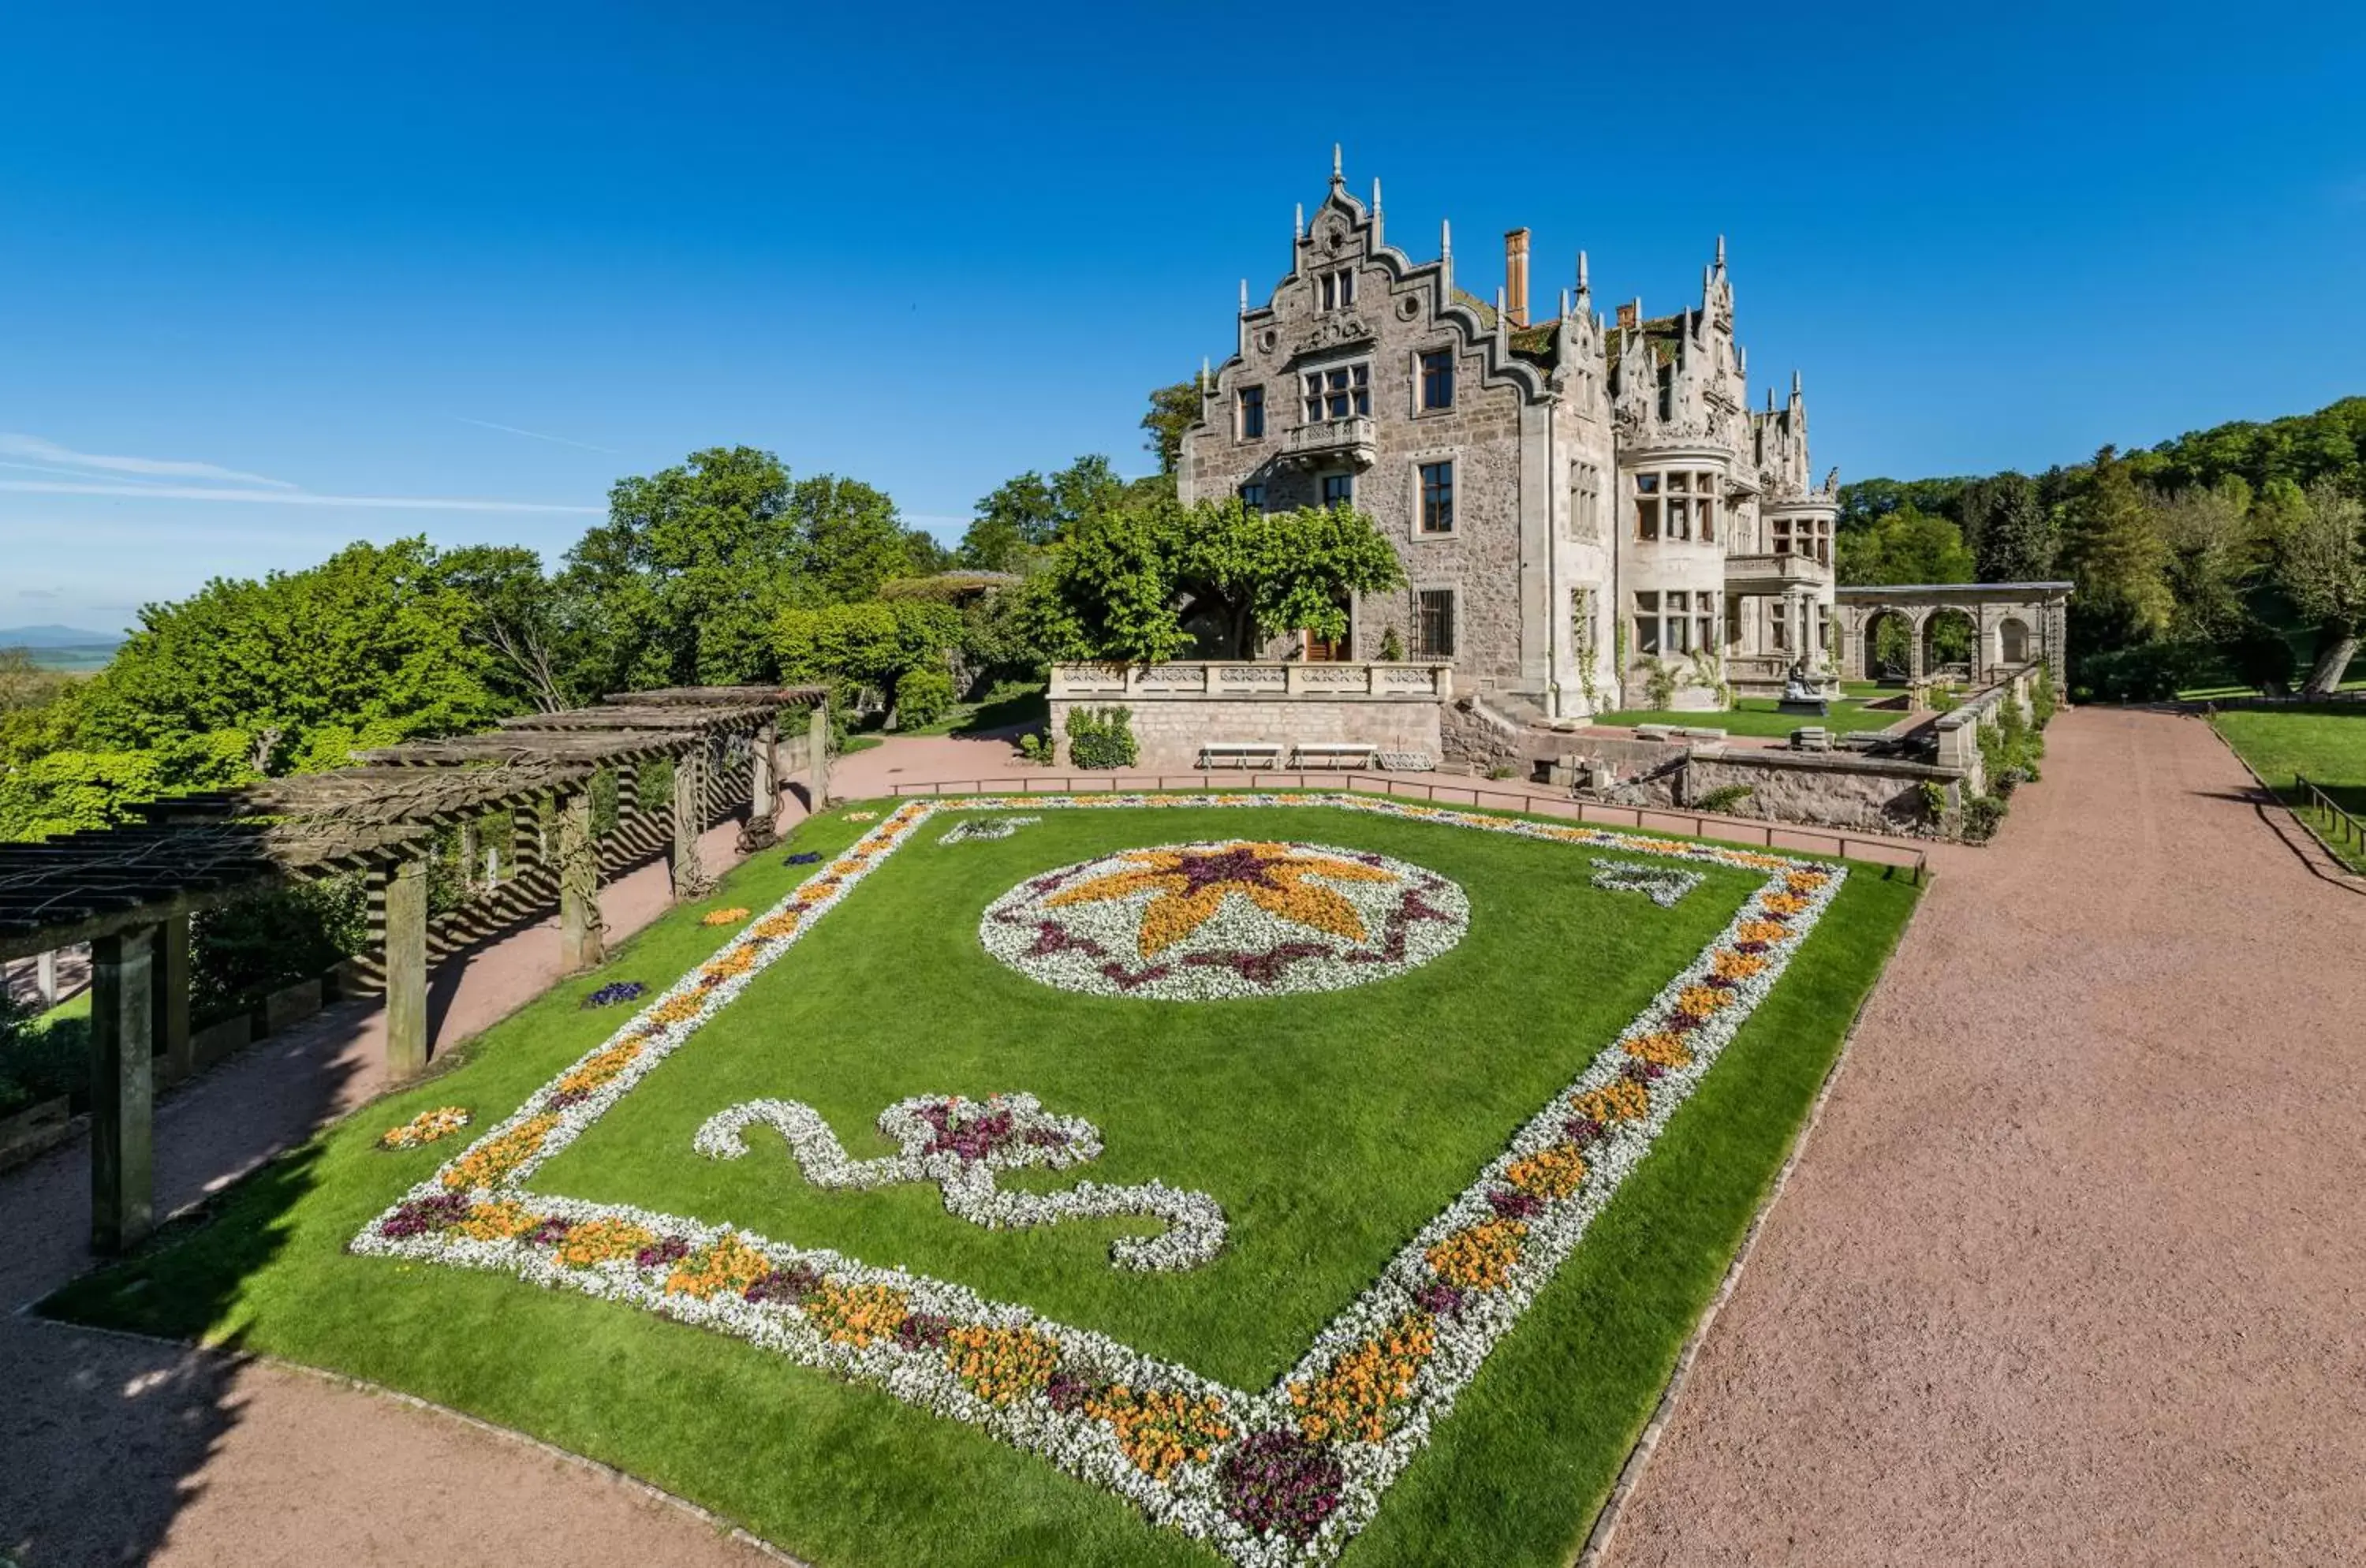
[350,793,1844,1565]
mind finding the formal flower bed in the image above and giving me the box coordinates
[1589,858,1704,908]
[699,907,751,926]
[980,841,1471,1002]
[350,793,1844,1566]
[377,1106,471,1150]
[581,980,647,1009]
[692,1092,1228,1271]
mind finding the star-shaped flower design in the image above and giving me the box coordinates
[1043,841,1396,958]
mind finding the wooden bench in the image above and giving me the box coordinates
[1199,741,1283,770]
[1289,742,1376,771]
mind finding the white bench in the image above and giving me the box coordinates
[1289,742,1376,771]
[1199,741,1284,770]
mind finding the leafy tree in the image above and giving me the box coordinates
[1961,472,2058,583]
[2058,448,2173,649]
[435,543,575,711]
[1836,506,1976,588]
[774,598,962,722]
[1836,476,1973,534]
[2271,481,2366,694]
[1024,495,1405,664]
[77,536,496,774]
[1140,379,1201,478]
[0,730,252,841]
[957,456,1127,573]
[0,648,69,715]
[789,473,936,607]
[2153,478,2255,645]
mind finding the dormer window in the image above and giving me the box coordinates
[1303,363,1370,423]
[1318,267,1357,311]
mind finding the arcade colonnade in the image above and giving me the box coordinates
[1834,583,2072,689]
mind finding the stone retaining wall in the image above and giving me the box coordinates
[1681,747,1958,836]
[1049,695,1442,773]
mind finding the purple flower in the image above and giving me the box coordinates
[1021,1126,1069,1148]
[785,852,822,865]
[582,980,647,1009]
[1563,1115,1604,1147]
[745,1265,825,1305]
[523,1217,574,1247]
[1413,1282,1467,1318]
[545,1086,592,1111]
[893,1311,953,1350]
[1622,1058,1666,1084]
[634,1238,692,1269]
[1487,1189,1545,1220]
[1045,1368,1098,1414]
[379,1192,471,1240]
[1218,1430,1345,1543]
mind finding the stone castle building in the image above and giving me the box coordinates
[1177,152,1842,718]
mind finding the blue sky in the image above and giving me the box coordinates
[2,1,2360,635]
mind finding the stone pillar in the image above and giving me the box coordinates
[1907,614,1927,685]
[751,722,778,821]
[89,924,156,1253]
[153,911,192,1085]
[457,818,480,894]
[558,788,604,973]
[383,855,429,1079]
[35,947,58,1008]
[670,745,711,901]
[807,703,830,808]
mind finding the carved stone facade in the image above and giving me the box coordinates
[1179,156,1843,719]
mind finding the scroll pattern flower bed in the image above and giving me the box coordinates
[350,793,1843,1566]
[694,1092,1229,1271]
[981,840,1470,1000]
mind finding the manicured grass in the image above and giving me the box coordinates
[898,678,1048,737]
[2210,704,2366,869]
[44,797,1920,1568]
[1592,694,1906,737]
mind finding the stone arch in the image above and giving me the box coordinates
[1859,609,1916,681]
[1920,607,1978,680]
[1996,616,2032,667]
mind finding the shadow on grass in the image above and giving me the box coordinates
[8,1140,323,1567]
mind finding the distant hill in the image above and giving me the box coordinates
[0,624,123,649]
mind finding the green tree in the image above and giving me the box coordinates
[1961,472,2058,583]
[2058,447,2173,649]
[435,543,576,711]
[957,456,1127,573]
[773,598,962,722]
[2153,477,2256,645]
[1836,506,1976,588]
[1024,495,1405,663]
[2271,481,2366,694]
[1140,379,1201,478]
[78,536,496,774]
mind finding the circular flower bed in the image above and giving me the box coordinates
[980,840,1468,1001]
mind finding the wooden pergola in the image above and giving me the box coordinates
[0,685,827,1253]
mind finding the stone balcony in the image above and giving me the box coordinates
[1282,416,1379,470]
[1723,551,1833,595]
[1051,660,1453,701]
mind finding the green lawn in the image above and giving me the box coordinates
[2209,704,2366,870]
[1592,693,1907,737]
[45,796,1920,1568]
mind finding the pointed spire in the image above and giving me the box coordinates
[1294,202,1304,239]
[1577,248,1590,295]
[1239,278,1249,315]
[1371,177,1382,215]
[1559,287,1571,321]
[1791,369,1803,400]
[1330,142,1343,187]
[1766,387,1775,413]
[1716,233,1726,267]
[1441,218,1452,260]
[1200,356,1211,392]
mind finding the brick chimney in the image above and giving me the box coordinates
[1503,228,1530,327]
[1615,299,1640,331]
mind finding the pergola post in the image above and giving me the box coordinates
[153,910,192,1084]
[383,854,429,1079]
[457,817,480,894]
[807,702,831,808]
[89,924,156,1254]
[751,722,778,822]
[35,947,58,1007]
[558,786,604,972]
[670,744,711,901]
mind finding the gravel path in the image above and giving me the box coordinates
[1597,704,2366,1566]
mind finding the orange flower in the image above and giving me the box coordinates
[1676,984,1736,1018]
[554,1040,643,1098]
[752,912,801,940]
[649,994,704,1026]
[1711,950,1769,982]
[699,907,751,927]
[1287,1312,1437,1443]
[1758,891,1811,918]
[1084,1386,1233,1478]
[1733,919,1791,946]
[1624,1032,1695,1070]
[1047,842,1393,958]
[802,1282,911,1345]
[1786,870,1830,894]
[942,1324,1059,1403]
[700,946,756,981]
[554,1217,656,1267]
[663,1233,774,1299]
[1571,1078,1651,1125]
[1504,1144,1589,1199]
[451,1200,540,1241]
[442,1114,559,1189]
[1425,1219,1528,1290]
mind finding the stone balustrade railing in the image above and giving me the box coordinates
[1049,661,1454,701]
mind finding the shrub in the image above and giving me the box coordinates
[191,873,368,1027]
[1694,783,1755,814]
[894,667,956,730]
[1015,731,1054,767]
[0,993,89,1117]
[1642,661,1677,711]
[1916,780,1950,820]
[2030,665,2057,730]
[1065,706,1138,771]
[1379,625,1405,662]
[2070,641,2220,704]
[1961,793,2006,842]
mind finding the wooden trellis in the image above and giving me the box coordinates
[0,685,826,1254]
